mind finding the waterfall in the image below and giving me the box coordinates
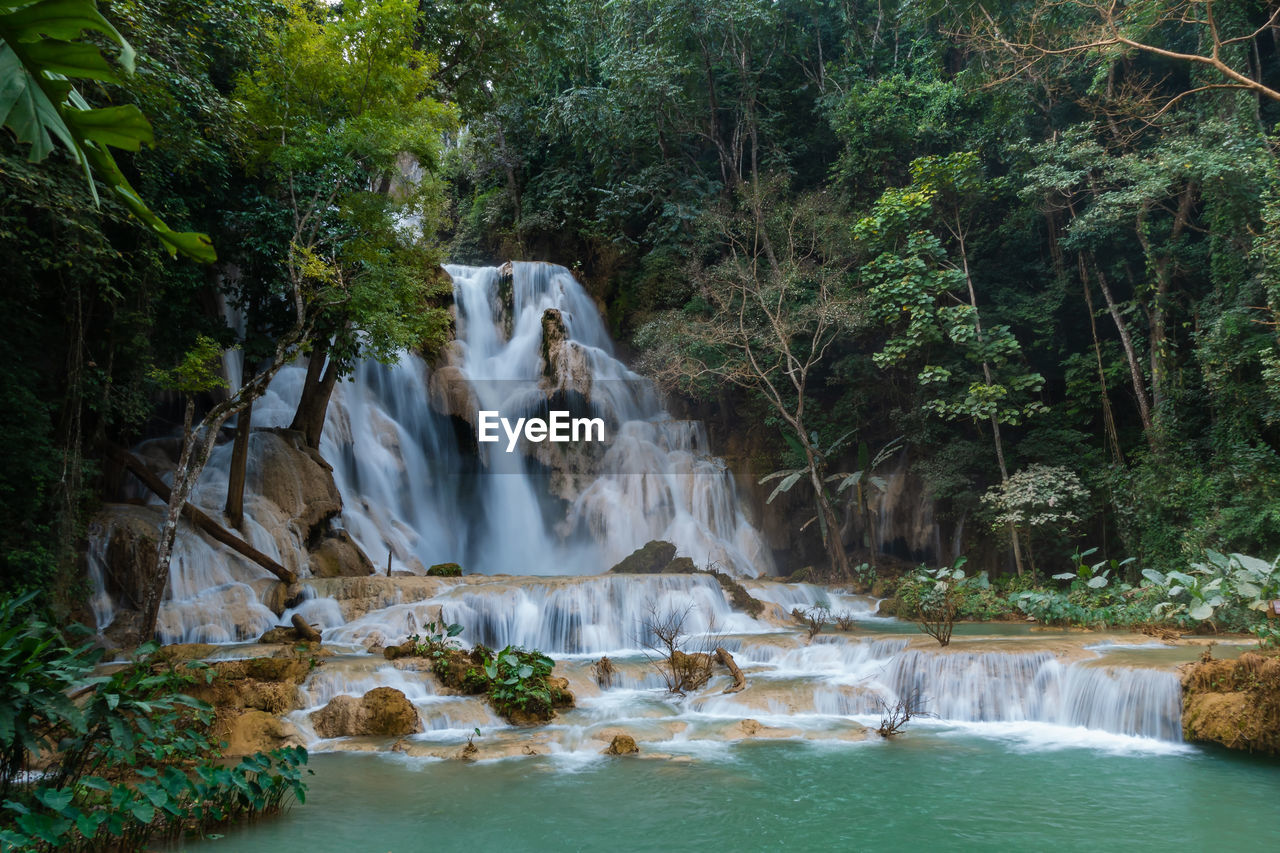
[275,261,771,580]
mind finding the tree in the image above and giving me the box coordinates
[639,186,865,578]
[231,0,455,450]
[140,0,456,639]
[857,152,1046,573]
[969,1,1280,113]
[0,0,213,260]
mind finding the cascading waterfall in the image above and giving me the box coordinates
[88,260,1187,754]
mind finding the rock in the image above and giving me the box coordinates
[427,562,463,577]
[670,650,712,691]
[602,733,639,755]
[705,569,765,617]
[428,365,477,423]
[309,530,376,578]
[1181,652,1280,754]
[661,557,697,574]
[98,510,159,612]
[609,540,677,574]
[153,643,220,663]
[250,430,342,539]
[181,655,311,718]
[257,626,299,644]
[727,719,802,740]
[217,710,301,757]
[310,687,423,738]
[539,308,593,398]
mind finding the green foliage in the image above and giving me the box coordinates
[0,0,213,259]
[482,645,555,719]
[0,594,309,851]
[1144,550,1280,629]
[408,620,464,659]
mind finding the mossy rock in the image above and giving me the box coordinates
[786,566,814,584]
[609,540,676,574]
[704,569,765,618]
[661,556,698,574]
[427,562,463,577]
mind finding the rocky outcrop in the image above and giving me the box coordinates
[427,562,463,577]
[308,529,376,578]
[168,650,314,757]
[607,542,765,617]
[539,308,593,399]
[1181,651,1280,755]
[609,540,677,574]
[250,430,343,539]
[310,687,423,738]
[218,710,301,756]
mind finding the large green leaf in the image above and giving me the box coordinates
[0,0,213,261]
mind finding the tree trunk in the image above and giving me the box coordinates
[141,397,197,640]
[224,398,252,529]
[109,444,297,586]
[1091,260,1155,444]
[802,439,850,579]
[290,348,339,449]
[957,241,1026,577]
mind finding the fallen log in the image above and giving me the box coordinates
[107,444,297,584]
[715,647,747,694]
[291,613,322,643]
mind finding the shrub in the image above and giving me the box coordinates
[0,594,310,852]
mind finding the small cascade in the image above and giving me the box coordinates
[323,574,767,655]
[882,650,1183,740]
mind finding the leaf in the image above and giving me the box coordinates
[765,471,803,503]
[1052,572,1077,580]
[65,104,153,150]
[1087,575,1108,589]
[1189,602,1215,621]
[1141,569,1167,586]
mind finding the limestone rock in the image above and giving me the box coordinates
[217,710,301,757]
[249,430,342,538]
[311,687,423,738]
[309,529,376,578]
[609,540,677,574]
[661,557,697,574]
[602,733,639,755]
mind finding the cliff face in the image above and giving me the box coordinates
[1180,650,1280,755]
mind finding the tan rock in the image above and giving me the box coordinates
[217,709,301,757]
[308,530,376,578]
[602,733,639,755]
[310,687,423,738]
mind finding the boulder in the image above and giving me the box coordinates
[309,530,376,578]
[609,540,677,574]
[217,710,301,757]
[427,562,463,577]
[249,430,342,538]
[98,511,159,611]
[310,687,423,738]
[602,733,639,755]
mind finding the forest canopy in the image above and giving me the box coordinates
[2,0,1279,607]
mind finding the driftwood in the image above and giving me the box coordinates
[107,444,297,584]
[715,647,747,694]
[291,613,322,642]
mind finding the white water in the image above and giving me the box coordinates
[275,574,1184,751]
[87,260,1185,754]
[90,262,772,643]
